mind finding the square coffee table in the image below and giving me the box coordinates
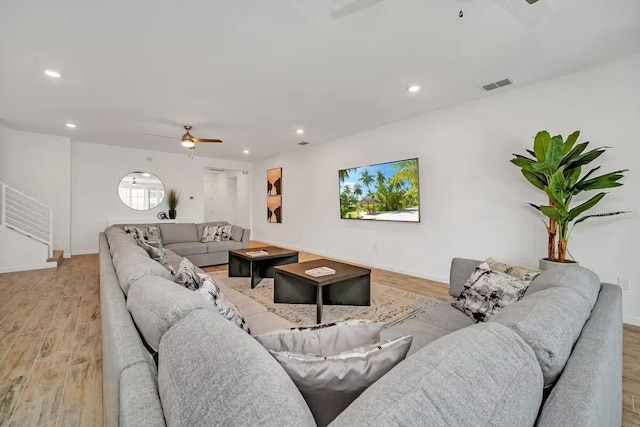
[273,259,371,324]
[229,246,299,289]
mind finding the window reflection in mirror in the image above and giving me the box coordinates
[118,172,165,210]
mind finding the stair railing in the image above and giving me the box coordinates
[0,181,53,258]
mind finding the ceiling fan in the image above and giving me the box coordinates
[330,0,546,26]
[146,125,222,152]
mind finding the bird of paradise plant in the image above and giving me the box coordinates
[511,130,627,263]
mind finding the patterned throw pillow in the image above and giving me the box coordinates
[215,224,233,241]
[135,239,175,274]
[124,225,162,244]
[195,274,250,334]
[200,225,219,243]
[174,258,201,291]
[452,262,530,323]
[485,258,541,282]
[268,335,413,427]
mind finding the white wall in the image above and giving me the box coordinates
[204,170,246,224]
[71,142,253,254]
[0,127,72,256]
[252,54,640,324]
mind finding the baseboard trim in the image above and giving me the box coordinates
[254,238,449,284]
[624,316,640,327]
[0,262,57,274]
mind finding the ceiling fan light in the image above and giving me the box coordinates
[181,140,195,148]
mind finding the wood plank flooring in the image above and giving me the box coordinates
[0,255,101,427]
[0,242,637,426]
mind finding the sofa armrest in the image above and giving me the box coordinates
[241,228,251,248]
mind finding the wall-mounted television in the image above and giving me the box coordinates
[339,158,420,222]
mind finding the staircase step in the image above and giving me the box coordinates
[47,250,64,267]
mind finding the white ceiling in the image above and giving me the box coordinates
[1,0,640,161]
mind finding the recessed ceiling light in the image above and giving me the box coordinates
[296,129,304,135]
[243,149,250,154]
[142,172,151,177]
[44,69,61,78]
[66,123,76,128]
[407,85,421,93]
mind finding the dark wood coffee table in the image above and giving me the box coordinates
[273,259,371,323]
[229,246,299,289]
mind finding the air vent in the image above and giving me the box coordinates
[298,141,310,146]
[207,168,224,172]
[482,78,514,92]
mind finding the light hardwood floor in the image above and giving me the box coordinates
[0,243,638,426]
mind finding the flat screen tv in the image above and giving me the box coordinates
[339,158,420,222]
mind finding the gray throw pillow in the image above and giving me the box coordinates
[135,239,175,274]
[269,335,413,427]
[255,320,384,356]
[174,257,201,291]
[452,262,529,323]
[196,274,250,334]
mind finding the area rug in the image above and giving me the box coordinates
[209,273,441,327]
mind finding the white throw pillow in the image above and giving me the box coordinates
[200,225,219,243]
[269,335,413,427]
[174,258,201,291]
[452,262,530,322]
[485,258,541,281]
[255,320,384,356]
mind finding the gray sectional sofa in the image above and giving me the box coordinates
[99,225,623,427]
[116,221,251,266]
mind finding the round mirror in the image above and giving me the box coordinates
[118,171,165,211]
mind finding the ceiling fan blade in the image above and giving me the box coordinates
[329,0,384,20]
[145,133,178,140]
[193,138,223,143]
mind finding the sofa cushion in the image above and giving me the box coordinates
[525,265,601,307]
[206,240,242,253]
[158,309,316,427]
[451,262,529,322]
[164,248,183,275]
[271,335,412,427]
[231,225,244,242]
[381,302,474,356]
[217,280,268,317]
[105,226,138,257]
[135,239,174,274]
[164,242,208,256]
[159,223,198,245]
[197,221,229,241]
[255,320,384,356]
[245,311,296,336]
[329,323,543,427]
[490,285,595,386]
[113,251,173,296]
[127,275,213,351]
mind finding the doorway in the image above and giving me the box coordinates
[203,168,249,227]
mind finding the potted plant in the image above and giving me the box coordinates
[511,130,628,270]
[167,188,180,219]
